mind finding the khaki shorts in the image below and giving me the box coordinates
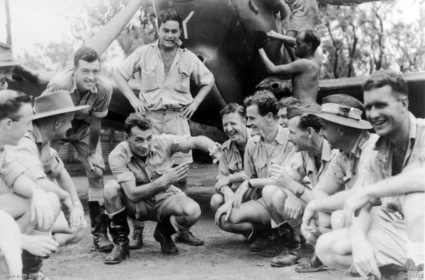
[148,110,192,165]
[367,206,408,267]
[125,186,186,222]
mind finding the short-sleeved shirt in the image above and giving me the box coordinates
[244,126,304,198]
[44,68,113,127]
[285,0,320,31]
[300,139,336,188]
[217,127,252,182]
[11,125,65,181]
[0,148,26,194]
[316,131,379,195]
[108,134,191,202]
[363,113,425,215]
[116,40,214,111]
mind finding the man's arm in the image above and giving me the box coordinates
[258,48,308,75]
[112,68,149,114]
[186,135,220,154]
[181,79,214,120]
[87,116,103,172]
[267,30,296,46]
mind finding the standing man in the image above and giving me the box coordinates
[0,42,25,90]
[113,8,215,246]
[258,30,321,103]
[317,71,425,278]
[43,47,113,253]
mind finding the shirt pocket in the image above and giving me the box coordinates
[141,66,160,92]
[174,66,190,93]
[228,162,239,174]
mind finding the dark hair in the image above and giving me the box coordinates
[302,30,321,52]
[298,114,322,133]
[220,103,246,119]
[124,113,152,135]
[278,96,300,109]
[244,89,279,117]
[362,70,408,98]
[158,9,183,30]
[0,90,31,121]
[74,46,99,68]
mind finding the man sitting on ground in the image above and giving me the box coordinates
[103,113,221,264]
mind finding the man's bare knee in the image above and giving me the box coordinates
[331,210,344,230]
[46,192,61,218]
[210,194,224,212]
[262,185,280,209]
[183,201,201,220]
[104,180,121,200]
[403,192,425,241]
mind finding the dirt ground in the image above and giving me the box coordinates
[44,164,344,280]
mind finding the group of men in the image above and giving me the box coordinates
[0,5,423,280]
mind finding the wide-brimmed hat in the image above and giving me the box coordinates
[287,101,321,119]
[314,94,372,129]
[33,90,89,120]
[0,42,25,67]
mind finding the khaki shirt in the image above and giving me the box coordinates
[12,125,64,181]
[116,40,214,111]
[44,68,113,132]
[364,113,425,215]
[0,147,26,194]
[244,126,304,198]
[108,134,191,201]
[217,127,252,183]
[300,139,336,188]
[316,131,378,195]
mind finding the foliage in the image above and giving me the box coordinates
[21,41,74,72]
[318,0,425,78]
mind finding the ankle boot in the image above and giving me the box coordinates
[88,201,114,252]
[261,223,300,257]
[129,220,144,250]
[153,216,178,255]
[104,208,130,264]
[22,250,48,280]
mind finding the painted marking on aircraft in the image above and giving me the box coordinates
[183,11,194,39]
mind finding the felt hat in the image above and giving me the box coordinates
[314,94,372,129]
[0,42,25,67]
[32,90,89,120]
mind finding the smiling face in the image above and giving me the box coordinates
[74,60,100,93]
[364,85,407,138]
[158,20,181,50]
[222,112,246,144]
[246,104,269,135]
[278,107,289,128]
[288,116,309,152]
[0,66,14,90]
[127,126,153,158]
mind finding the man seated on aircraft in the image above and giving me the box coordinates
[11,90,89,249]
[258,30,321,104]
[210,103,252,213]
[214,90,304,256]
[0,90,59,280]
[113,8,215,247]
[282,0,319,38]
[261,101,335,269]
[43,47,113,253]
[316,71,424,278]
[300,94,378,272]
[278,96,300,128]
[103,113,221,264]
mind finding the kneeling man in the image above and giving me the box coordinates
[104,113,220,264]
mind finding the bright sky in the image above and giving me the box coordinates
[0,0,421,57]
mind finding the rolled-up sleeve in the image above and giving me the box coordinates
[189,52,214,87]
[116,47,144,81]
[244,140,257,179]
[91,77,113,119]
[109,150,135,184]
[44,148,65,179]
[12,138,47,181]
[315,155,345,195]
[0,149,26,188]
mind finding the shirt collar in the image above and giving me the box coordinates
[254,126,288,145]
[321,139,332,162]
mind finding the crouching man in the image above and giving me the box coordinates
[103,113,221,264]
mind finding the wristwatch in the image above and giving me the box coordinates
[295,186,305,198]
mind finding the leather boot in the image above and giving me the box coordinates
[104,208,130,264]
[262,222,300,257]
[175,229,204,246]
[88,201,114,252]
[153,216,178,255]
[249,224,273,252]
[129,220,144,250]
[22,250,49,280]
